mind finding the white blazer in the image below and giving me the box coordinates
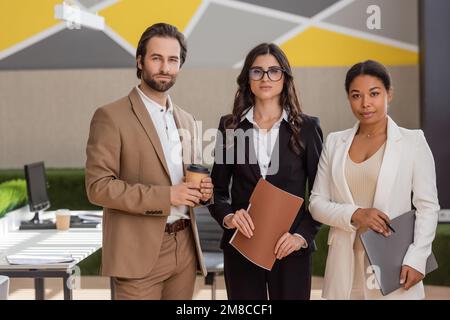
[309,116,439,300]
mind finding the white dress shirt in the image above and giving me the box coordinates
[136,85,189,223]
[243,107,287,179]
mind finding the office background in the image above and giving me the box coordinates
[0,0,449,297]
[0,0,420,168]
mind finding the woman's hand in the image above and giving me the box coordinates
[274,233,305,260]
[351,208,392,237]
[400,265,424,290]
[223,209,254,238]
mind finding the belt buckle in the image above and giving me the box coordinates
[166,223,175,234]
[166,220,180,234]
[166,219,189,234]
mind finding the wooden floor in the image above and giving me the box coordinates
[6,276,450,300]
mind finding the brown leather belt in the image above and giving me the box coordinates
[165,219,191,234]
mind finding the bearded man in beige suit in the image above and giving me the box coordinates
[85,23,212,300]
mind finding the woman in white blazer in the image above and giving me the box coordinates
[309,60,439,300]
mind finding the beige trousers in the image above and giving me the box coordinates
[113,227,197,300]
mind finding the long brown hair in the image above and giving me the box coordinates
[224,43,304,155]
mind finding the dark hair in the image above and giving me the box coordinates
[345,60,392,94]
[135,23,187,79]
[225,43,304,155]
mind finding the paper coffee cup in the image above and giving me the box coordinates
[56,209,71,231]
[185,164,210,186]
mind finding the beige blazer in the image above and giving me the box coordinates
[85,87,207,278]
[309,116,439,299]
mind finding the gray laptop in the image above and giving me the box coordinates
[360,210,438,296]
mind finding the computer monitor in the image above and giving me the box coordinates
[20,162,55,230]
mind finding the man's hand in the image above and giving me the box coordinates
[200,177,213,202]
[170,182,203,207]
[351,208,392,237]
[400,265,424,290]
[274,233,305,259]
[223,209,254,238]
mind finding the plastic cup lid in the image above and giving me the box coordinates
[187,164,209,174]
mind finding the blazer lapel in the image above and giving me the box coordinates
[372,116,402,215]
[128,88,170,178]
[332,123,359,205]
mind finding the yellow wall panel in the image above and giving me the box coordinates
[0,0,62,51]
[281,27,418,67]
[100,0,202,48]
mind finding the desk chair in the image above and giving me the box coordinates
[194,206,224,300]
[0,275,10,300]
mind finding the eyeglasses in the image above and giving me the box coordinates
[249,67,285,81]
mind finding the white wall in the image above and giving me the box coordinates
[0,66,419,168]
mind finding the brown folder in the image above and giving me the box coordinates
[229,178,304,270]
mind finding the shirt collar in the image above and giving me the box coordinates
[241,107,288,126]
[136,85,173,114]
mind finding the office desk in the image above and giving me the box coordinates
[0,211,102,300]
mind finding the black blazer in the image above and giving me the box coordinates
[209,113,323,254]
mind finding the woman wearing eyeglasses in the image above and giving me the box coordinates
[208,43,323,299]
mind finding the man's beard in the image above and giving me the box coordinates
[142,71,176,92]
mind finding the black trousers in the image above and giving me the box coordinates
[223,245,312,300]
